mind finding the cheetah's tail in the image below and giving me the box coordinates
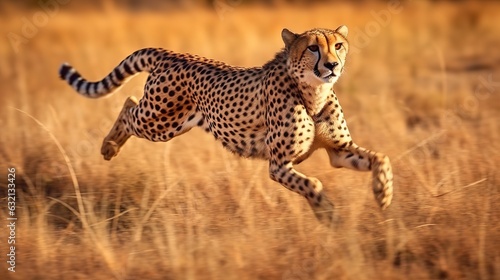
[58,48,165,98]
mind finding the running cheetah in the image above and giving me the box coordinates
[59,26,393,225]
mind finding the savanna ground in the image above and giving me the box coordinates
[1,1,499,279]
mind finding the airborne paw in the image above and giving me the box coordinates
[101,140,120,161]
[309,194,339,228]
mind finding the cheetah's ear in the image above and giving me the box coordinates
[335,25,348,38]
[281,28,298,49]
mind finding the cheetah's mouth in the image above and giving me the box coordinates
[312,68,338,83]
[323,72,336,79]
[319,71,336,81]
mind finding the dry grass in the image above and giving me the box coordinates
[1,1,500,279]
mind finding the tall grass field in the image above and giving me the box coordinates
[1,1,499,279]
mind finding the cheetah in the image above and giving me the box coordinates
[59,26,393,225]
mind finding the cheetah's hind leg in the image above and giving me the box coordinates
[101,96,138,160]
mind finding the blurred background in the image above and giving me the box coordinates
[1,0,499,279]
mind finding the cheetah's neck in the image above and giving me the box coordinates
[298,83,334,116]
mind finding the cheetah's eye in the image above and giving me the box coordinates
[335,43,343,50]
[307,45,319,52]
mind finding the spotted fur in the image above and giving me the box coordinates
[59,26,393,225]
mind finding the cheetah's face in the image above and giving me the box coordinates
[282,26,349,87]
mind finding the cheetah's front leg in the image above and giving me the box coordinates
[266,104,335,226]
[327,145,394,209]
[315,96,394,210]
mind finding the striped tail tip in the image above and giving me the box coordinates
[59,63,72,80]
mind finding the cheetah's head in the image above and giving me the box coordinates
[282,26,349,87]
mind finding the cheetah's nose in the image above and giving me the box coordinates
[324,62,339,71]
